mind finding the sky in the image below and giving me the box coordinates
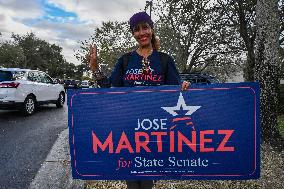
[0,0,148,65]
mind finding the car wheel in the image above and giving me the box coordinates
[56,92,65,108]
[22,96,36,116]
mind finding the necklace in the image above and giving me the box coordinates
[137,48,153,58]
[141,57,151,75]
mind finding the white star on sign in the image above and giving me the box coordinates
[161,93,201,116]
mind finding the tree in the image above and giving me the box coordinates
[0,32,81,79]
[12,33,82,79]
[217,0,284,82]
[154,0,243,80]
[0,42,25,68]
[12,33,67,76]
[255,0,283,144]
[280,48,284,80]
[76,21,136,76]
[279,1,284,46]
[279,2,284,80]
[216,0,257,82]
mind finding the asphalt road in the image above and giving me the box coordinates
[0,103,68,189]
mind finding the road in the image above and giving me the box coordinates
[0,103,68,189]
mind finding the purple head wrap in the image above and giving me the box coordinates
[129,12,154,31]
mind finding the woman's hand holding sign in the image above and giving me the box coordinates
[181,80,190,91]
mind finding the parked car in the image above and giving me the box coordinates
[80,80,90,88]
[179,73,219,84]
[53,78,63,84]
[0,68,65,115]
[63,79,80,89]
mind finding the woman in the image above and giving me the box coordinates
[88,11,189,189]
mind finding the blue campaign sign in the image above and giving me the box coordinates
[67,82,260,180]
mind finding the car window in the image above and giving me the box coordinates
[210,78,219,83]
[45,75,53,83]
[0,71,13,82]
[38,72,53,84]
[0,70,26,81]
[188,78,196,83]
[13,71,26,80]
[28,72,40,82]
[64,80,71,84]
[45,75,54,84]
[37,72,46,83]
[197,78,208,84]
[179,73,219,84]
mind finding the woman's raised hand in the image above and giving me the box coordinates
[87,44,106,80]
[87,44,98,72]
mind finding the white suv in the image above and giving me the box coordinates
[0,68,65,115]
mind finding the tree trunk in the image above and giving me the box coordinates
[255,0,283,146]
[244,45,256,82]
[236,0,257,82]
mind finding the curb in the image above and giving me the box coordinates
[29,129,84,189]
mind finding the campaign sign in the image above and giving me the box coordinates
[68,82,260,180]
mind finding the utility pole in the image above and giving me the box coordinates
[145,0,153,17]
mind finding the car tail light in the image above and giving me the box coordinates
[0,82,20,88]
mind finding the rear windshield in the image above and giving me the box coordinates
[0,71,13,82]
[0,70,26,82]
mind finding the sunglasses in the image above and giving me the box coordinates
[142,58,150,75]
